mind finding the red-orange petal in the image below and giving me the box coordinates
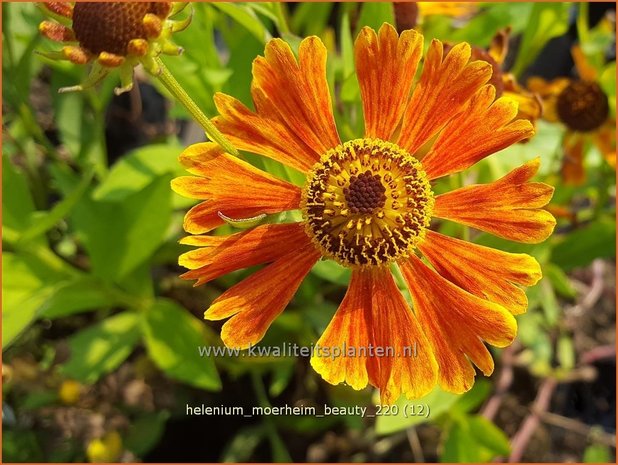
[311,267,437,404]
[205,246,320,349]
[434,159,556,243]
[397,40,492,155]
[401,254,517,393]
[252,36,341,156]
[180,222,312,286]
[172,143,301,234]
[355,24,423,140]
[422,85,535,180]
[213,93,318,173]
[418,230,541,314]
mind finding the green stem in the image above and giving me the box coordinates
[153,57,238,156]
[576,3,590,46]
[251,372,292,462]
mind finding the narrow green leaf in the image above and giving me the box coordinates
[211,3,271,44]
[511,3,570,76]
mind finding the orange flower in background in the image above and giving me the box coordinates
[172,24,556,403]
[38,2,190,94]
[528,46,615,185]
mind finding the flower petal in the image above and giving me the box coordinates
[212,93,318,173]
[311,267,437,404]
[180,223,311,286]
[401,254,517,393]
[419,230,541,314]
[434,158,556,243]
[355,24,423,140]
[205,246,320,349]
[422,85,535,180]
[397,40,492,155]
[172,143,301,234]
[252,36,340,155]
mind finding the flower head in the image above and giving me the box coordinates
[172,24,556,403]
[528,45,615,184]
[38,2,190,94]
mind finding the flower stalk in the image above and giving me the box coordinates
[154,56,238,156]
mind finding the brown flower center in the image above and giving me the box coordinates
[557,81,609,132]
[301,139,434,267]
[344,172,387,215]
[72,2,168,56]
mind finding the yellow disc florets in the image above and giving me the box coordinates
[301,139,434,268]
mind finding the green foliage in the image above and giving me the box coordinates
[142,299,221,391]
[61,312,142,383]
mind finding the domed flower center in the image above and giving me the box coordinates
[72,2,169,56]
[301,139,434,267]
[557,81,609,132]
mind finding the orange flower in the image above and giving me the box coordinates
[528,46,615,184]
[172,24,555,403]
[38,2,190,94]
[448,28,542,129]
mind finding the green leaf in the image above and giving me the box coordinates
[340,13,354,79]
[545,263,577,299]
[269,363,294,397]
[375,387,459,435]
[557,334,575,371]
[290,3,333,36]
[551,217,616,271]
[2,429,44,463]
[441,415,509,462]
[40,276,121,320]
[441,421,488,463]
[18,167,94,244]
[3,155,35,237]
[468,415,511,456]
[125,411,170,457]
[61,312,141,383]
[583,444,611,463]
[540,277,560,326]
[72,175,173,282]
[142,299,221,391]
[93,143,182,201]
[356,3,394,33]
[2,252,65,348]
[453,379,492,414]
[511,3,570,76]
[211,3,271,44]
[221,426,265,463]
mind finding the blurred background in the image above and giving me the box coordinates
[2,2,616,462]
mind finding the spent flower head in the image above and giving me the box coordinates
[38,2,191,94]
